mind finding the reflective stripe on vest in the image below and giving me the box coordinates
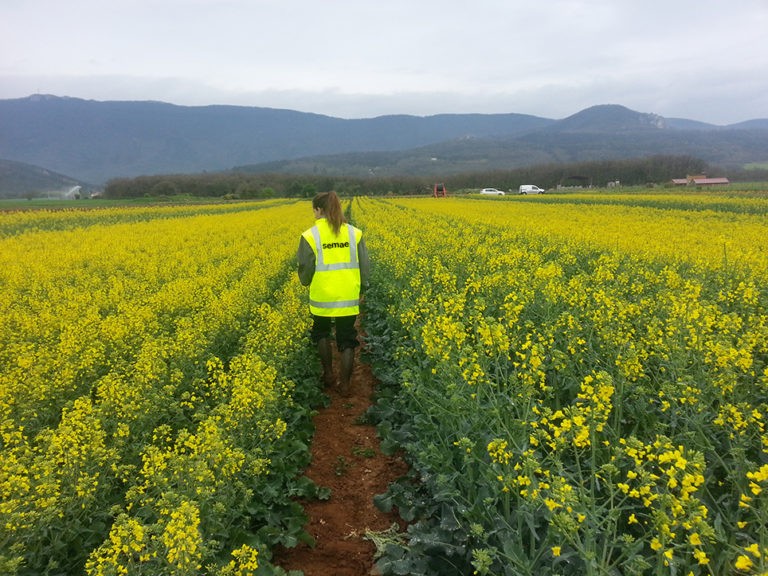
[309,298,359,309]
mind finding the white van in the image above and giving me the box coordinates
[519,185,545,195]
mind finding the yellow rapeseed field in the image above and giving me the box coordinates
[1,201,319,575]
[354,193,768,575]
[2,192,767,575]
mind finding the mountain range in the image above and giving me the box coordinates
[1,94,767,191]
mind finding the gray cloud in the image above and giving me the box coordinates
[1,0,766,123]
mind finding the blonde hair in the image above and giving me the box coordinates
[312,191,345,234]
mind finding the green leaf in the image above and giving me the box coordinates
[373,492,393,513]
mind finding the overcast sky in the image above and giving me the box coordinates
[1,0,766,124]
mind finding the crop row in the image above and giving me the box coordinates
[0,199,290,238]
[354,196,768,575]
[508,191,768,216]
[1,202,323,575]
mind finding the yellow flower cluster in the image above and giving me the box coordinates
[487,439,513,465]
[220,545,259,576]
[533,371,614,449]
[162,500,202,573]
[615,436,712,563]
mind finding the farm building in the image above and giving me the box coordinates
[672,175,730,186]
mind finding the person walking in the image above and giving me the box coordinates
[297,192,369,396]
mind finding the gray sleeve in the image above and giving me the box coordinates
[297,236,315,287]
[358,236,370,292]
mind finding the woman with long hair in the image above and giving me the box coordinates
[297,191,370,396]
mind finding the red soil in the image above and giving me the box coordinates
[274,346,408,576]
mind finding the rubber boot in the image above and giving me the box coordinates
[339,347,355,397]
[317,338,335,388]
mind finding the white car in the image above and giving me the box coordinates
[480,188,505,196]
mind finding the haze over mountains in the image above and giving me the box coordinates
[1,94,767,192]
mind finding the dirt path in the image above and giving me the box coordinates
[274,346,408,576]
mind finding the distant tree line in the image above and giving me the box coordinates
[104,155,757,199]
[448,155,714,191]
[105,172,432,199]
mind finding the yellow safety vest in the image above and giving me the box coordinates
[302,218,362,317]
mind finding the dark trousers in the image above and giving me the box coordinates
[310,315,358,351]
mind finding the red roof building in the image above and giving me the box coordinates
[672,175,730,186]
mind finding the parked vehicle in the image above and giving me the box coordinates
[480,188,505,196]
[519,185,545,194]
